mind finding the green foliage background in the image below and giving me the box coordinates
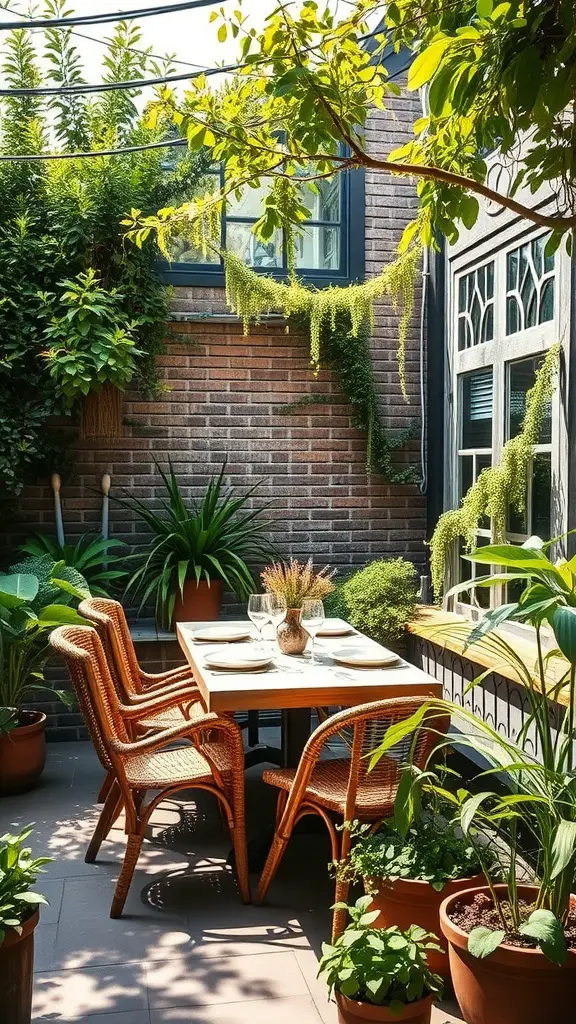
[0,8,208,496]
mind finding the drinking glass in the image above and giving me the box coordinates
[300,599,325,665]
[247,593,271,650]
[267,593,287,652]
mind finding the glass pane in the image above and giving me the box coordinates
[531,453,551,539]
[507,249,518,291]
[539,279,554,324]
[474,535,491,608]
[460,455,473,498]
[226,222,282,267]
[508,500,527,536]
[507,296,520,335]
[458,276,467,313]
[486,261,494,298]
[506,236,555,335]
[508,356,552,442]
[166,233,220,265]
[477,454,491,531]
[462,370,493,449]
[301,177,341,222]
[458,317,467,351]
[227,182,270,219]
[296,225,340,270]
[521,273,537,328]
[482,304,494,343]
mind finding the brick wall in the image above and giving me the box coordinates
[2,88,427,739]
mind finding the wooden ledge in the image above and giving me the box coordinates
[407,605,571,707]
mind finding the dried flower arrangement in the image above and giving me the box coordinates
[261,557,336,609]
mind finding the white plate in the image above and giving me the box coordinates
[331,646,400,668]
[203,648,273,671]
[316,624,354,637]
[193,626,252,643]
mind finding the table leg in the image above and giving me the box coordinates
[281,707,311,767]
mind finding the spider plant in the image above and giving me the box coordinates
[18,533,129,597]
[122,461,274,628]
[370,535,576,965]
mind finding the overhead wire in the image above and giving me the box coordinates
[0,1,230,32]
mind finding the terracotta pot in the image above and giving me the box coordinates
[277,608,309,655]
[336,991,433,1024]
[0,909,39,1024]
[172,579,223,623]
[365,873,485,979]
[440,884,576,1024]
[0,712,47,795]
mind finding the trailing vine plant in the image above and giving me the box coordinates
[429,344,560,600]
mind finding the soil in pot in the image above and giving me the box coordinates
[0,908,39,1024]
[336,991,433,1024]
[440,884,576,1024]
[0,712,47,795]
[173,579,223,623]
[365,874,485,980]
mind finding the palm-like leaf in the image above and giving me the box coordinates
[19,533,129,598]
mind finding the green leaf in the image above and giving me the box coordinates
[468,926,505,958]
[519,910,567,966]
[552,606,576,662]
[0,574,39,609]
[408,37,451,91]
[460,791,495,834]
[37,605,86,626]
[550,820,576,881]
[476,0,493,15]
[466,544,549,569]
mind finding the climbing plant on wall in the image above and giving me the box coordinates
[429,344,560,600]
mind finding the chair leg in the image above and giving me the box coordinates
[97,769,114,804]
[85,781,122,864]
[230,819,251,904]
[254,826,293,906]
[110,833,143,918]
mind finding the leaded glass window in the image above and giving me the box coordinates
[506,235,555,335]
[457,261,494,350]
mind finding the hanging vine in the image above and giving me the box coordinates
[429,344,560,600]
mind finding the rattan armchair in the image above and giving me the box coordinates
[255,696,449,936]
[50,624,250,917]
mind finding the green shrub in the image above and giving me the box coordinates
[339,558,419,646]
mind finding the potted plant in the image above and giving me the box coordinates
[0,570,87,793]
[18,533,129,598]
[0,827,50,1024]
[328,558,419,654]
[261,557,336,654]
[123,461,274,629]
[370,537,576,1024]
[340,803,487,979]
[318,895,443,1023]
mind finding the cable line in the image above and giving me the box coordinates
[0,0,228,31]
[0,136,189,160]
[0,62,236,96]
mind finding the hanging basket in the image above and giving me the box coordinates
[80,383,123,439]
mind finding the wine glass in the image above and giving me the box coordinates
[267,593,287,653]
[247,594,271,650]
[300,599,325,665]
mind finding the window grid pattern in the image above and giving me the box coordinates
[457,261,495,350]
[506,236,555,335]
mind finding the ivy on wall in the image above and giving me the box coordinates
[429,344,560,600]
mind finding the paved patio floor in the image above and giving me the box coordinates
[0,739,464,1024]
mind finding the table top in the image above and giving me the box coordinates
[176,618,442,713]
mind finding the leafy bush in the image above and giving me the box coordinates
[338,558,419,646]
[318,896,443,1009]
[19,534,129,597]
[8,554,90,609]
[0,826,50,943]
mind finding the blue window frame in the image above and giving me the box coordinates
[158,164,365,288]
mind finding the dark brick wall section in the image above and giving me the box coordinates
[6,88,427,739]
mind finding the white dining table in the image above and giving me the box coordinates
[176,617,442,767]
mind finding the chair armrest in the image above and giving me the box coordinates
[140,666,193,688]
[119,690,199,720]
[111,714,219,756]
[127,680,201,703]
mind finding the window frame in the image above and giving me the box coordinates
[157,164,365,288]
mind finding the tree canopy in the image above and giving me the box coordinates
[132,0,576,259]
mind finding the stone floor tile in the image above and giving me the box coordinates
[39,879,65,924]
[33,962,148,1019]
[145,950,309,1009]
[33,923,59,973]
[151,994,323,1023]
[33,1012,151,1024]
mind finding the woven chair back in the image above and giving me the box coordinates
[79,598,142,700]
[50,625,132,762]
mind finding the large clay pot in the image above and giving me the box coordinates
[365,873,485,979]
[0,712,47,795]
[0,909,39,1024]
[440,884,576,1024]
[277,608,309,655]
[336,991,433,1024]
[172,579,223,623]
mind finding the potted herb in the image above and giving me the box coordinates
[123,461,274,629]
[371,537,576,1024]
[318,895,443,1023]
[0,570,86,793]
[329,558,419,654]
[342,807,486,979]
[261,557,335,654]
[0,827,49,1024]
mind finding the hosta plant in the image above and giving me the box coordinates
[123,462,274,628]
[318,895,443,1009]
[371,535,576,965]
[19,533,129,597]
[0,827,50,944]
[261,557,335,609]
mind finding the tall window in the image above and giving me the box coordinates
[449,230,560,613]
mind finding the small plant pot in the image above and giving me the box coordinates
[172,579,223,624]
[80,382,123,439]
[439,884,576,1024]
[364,873,485,980]
[336,991,433,1024]
[277,608,309,655]
[0,712,47,795]
[0,909,39,1024]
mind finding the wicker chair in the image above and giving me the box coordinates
[255,696,449,936]
[50,624,250,917]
